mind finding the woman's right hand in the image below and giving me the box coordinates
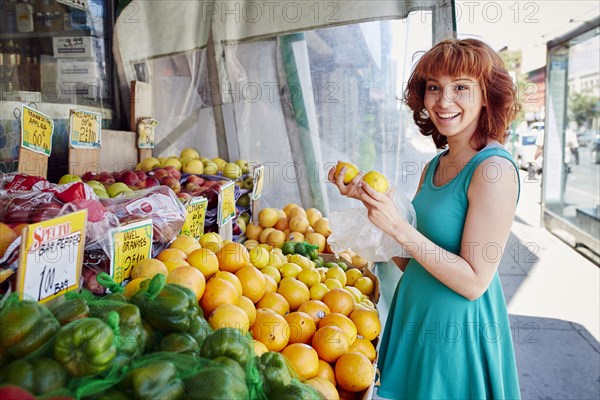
[327,163,364,201]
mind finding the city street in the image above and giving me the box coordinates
[566,145,600,211]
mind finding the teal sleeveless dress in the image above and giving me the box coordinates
[376,146,521,399]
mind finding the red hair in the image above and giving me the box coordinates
[404,39,521,149]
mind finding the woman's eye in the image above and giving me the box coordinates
[427,85,439,91]
[455,84,468,91]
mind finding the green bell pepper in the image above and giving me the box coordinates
[90,301,144,358]
[131,274,198,333]
[54,317,117,377]
[159,332,200,355]
[0,357,67,395]
[186,315,213,349]
[0,299,60,362]
[48,297,90,325]
[120,360,184,400]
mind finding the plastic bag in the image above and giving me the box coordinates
[328,188,417,262]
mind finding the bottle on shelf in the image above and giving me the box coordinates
[15,0,35,33]
[1,0,18,34]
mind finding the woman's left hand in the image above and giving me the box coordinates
[357,182,408,240]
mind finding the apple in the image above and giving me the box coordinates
[177,192,193,203]
[5,197,33,223]
[96,172,116,185]
[182,159,204,175]
[118,170,140,186]
[186,175,205,186]
[138,157,161,172]
[203,161,219,175]
[235,159,249,174]
[28,202,63,223]
[242,176,254,190]
[232,222,242,236]
[86,180,104,190]
[164,166,182,180]
[239,211,251,226]
[162,158,182,171]
[111,171,120,179]
[107,182,133,198]
[184,182,201,192]
[135,171,148,181]
[142,177,160,188]
[81,171,98,182]
[150,168,169,181]
[180,148,200,159]
[160,176,181,193]
[94,188,110,198]
[58,174,82,185]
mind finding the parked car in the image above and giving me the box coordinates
[576,130,595,147]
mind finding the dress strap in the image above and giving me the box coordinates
[463,147,521,203]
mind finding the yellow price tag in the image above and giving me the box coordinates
[137,118,158,149]
[70,110,101,148]
[180,197,208,240]
[108,218,153,284]
[251,165,265,200]
[21,104,54,156]
[16,210,87,304]
[218,181,236,226]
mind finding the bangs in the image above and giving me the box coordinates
[414,42,493,81]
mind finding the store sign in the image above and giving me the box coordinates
[218,181,236,226]
[180,197,208,240]
[251,164,265,200]
[21,104,54,156]
[108,218,153,284]
[137,118,158,149]
[69,110,102,149]
[16,210,87,304]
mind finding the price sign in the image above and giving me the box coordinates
[16,210,87,304]
[21,104,54,156]
[251,164,265,200]
[218,181,236,226]
[69,110,102,148]
[108,218,153,284]
[180,197,208,240]
[137,118,158,149]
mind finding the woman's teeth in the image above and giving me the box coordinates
[438,113,459,120]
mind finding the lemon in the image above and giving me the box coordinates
[310,283,329,301]
[249,246,270,269]
[345,269,363,286]
[287,254,314,270]
[297,268,321,288]
[324,278,343,290]
[325,266,347,286]
[363,170,389,193]
[344,286,364,303]
[280,262,303,279]
[262,266,282,284]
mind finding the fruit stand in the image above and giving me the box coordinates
[0,1,456,398]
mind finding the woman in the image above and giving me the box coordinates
[329,39,521,399]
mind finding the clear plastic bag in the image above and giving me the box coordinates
[328,188,417,262]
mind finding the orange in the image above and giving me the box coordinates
[238,295,257,324]
[258,208,279,228]
[258,228,275,244]
[156,248,187,262]
[298,300,331,324]
[288,232,305,242]
[263,274,278,293]
[353,276,374,296]
[169,235,202,256]
[305,232,326,253]
[281,343,319,381]
[335,352,375,392]
[283,203,300,218]
[324,278,343,290]
[198,232,223,253]
[208,303,250,332]
[348,337,377,362]
[216,242,250,273]
[130,258,168,280]
[316,359,337,386]
[250,309,290,352]
[11,223,28,237]
[319,313,358,346]
[235,266,267,303]
[349,308,381,341]
[313,218,332,237]
[187,248,219,278]
[214,271,243,296]
[345,269,363,286]
[288,216,310,234]
[167,266,206,300]
[297,268,321,288]
[123,278,146,298]
[274,217,289,231]
[288,207,307,220]
[312,325,349,363]
[277,277,310,311]
[262,266,281,284]
[252,339,269,356]
[265,229,286,248]
[249,246,270,269]
[0,222,17,258]
[162,258,191,273]
[256,292,290,317]
[200,277,240,317]
[285,311,317,344]
[245,223,263,241]
[305,376,340,400]
[306,208,323,227]
[322,288,355,316]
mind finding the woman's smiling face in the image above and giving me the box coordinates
[423,75,485,141]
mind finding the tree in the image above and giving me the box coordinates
[568,91,598,128]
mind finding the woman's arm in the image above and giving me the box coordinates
[357,156,518,300]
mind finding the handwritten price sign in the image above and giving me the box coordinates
[218,181,236,227]
[181,197,208,240]
[16,210,87,303]
[21,104,54,156]
[251,164,265,200]
[137,118,158,149]
[70,110,101,148]
[108,218,153,284]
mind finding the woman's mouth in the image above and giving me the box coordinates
[437,112,460,120]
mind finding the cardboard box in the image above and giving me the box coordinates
[53,36,104,59]
[55,79,109,100]
[56,58,104,81]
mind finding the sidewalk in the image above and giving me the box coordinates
[372,171,600,399]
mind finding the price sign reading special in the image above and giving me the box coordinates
[16,210,87,304]
[218,181,236,227]
[180,197,208,240]
[251,164,265,200]
[137,118,158,149]
[69,110,102,148]
[21,104,54,156]
[108,218,153,284]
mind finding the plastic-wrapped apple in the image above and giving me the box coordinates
[58,174,82,185]
[223,162,242,180]
[183,159,204,175]
[180,148,200,159]
[186,175,205,186]
[138,157,161,172]
[164,166,182,180]
[177,192,192,203]
[162,158,182,171]
[118,170,140,187]
[203,161,219,175]
[96,172,115,185]
[142,177,160,188]
[235,159,249,174]
[81,171,98,182]
[107,182,133,197]
[135,171,148,181]
[28,202,62,223]
[160,176,181,193]
[239,212,251,226]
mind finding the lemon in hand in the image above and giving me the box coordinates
[363,170,389,193]
[335,162,360,184]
